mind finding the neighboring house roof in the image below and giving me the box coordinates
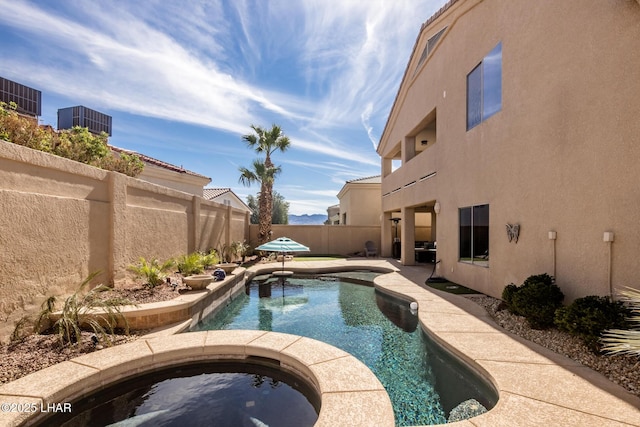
[203,188,232,199]
[203,187,252,212]
[336,175,381,201]
[110,145,210,180]
[345,175,382,185]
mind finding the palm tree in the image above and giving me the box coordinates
[239,159,282,244]
[239,124,290,244]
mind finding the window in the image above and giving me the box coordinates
[459,204,489,266]
[415,27,447,73]
[467,42,502,130]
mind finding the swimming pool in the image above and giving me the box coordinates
[193,272,496,426]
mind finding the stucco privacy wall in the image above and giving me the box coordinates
[249,224,381,256]
[0,140,248,341]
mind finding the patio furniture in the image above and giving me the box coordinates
[364,241,378,257]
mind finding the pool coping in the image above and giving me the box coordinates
[1,259,639,426]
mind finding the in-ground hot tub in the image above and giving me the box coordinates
[41,359,320,427]
[3,330,394,427]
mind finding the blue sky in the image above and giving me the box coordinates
[0,0,447,215]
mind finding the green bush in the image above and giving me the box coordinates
[35,271,133,345]
[199,250,220,269]
[501,284,519,309]
[0,102,144,177]
[555,296,630,351]
[128,257,175,287]
[176,252,205,276]
[502,273,564,329]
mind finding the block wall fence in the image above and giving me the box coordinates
[0,140,248,339]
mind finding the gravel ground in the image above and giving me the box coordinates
[1,286,638,400]
[0,282,183,385]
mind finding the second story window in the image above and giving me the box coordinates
[467,42,502,130]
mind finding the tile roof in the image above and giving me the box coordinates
[421,0,459,30]
[203,187,232,199]
[109,145,210,179]
[346,175,381,184]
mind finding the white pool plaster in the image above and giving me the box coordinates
[1,259,639,427]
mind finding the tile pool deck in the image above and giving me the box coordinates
[1,259,639,426]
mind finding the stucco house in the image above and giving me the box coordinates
[336,175,382,226]
[203,187,252,213]
[111,146,211,196]
[326,204,340,225]
[377,0,640,300]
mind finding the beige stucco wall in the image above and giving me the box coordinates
[378,0,640,300]
[338,184,382,226]
[137,164,210,197]
[0,140,248,342]
[249,224,381,257]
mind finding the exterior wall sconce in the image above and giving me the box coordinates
[433,202,441,215]
[603,231,615,242]
[421,140,428,145]
[548,231,557,240]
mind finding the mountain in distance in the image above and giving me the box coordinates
[288,214,327,225]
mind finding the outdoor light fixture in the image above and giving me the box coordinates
[433,202,441,215]
[421,140,428,145]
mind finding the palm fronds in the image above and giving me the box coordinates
[602,287,640,356]
[38,271,134,346]
[128,257,175,287]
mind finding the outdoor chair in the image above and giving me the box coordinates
[364,241,378,258]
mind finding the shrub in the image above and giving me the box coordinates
[53,126,110,164]
[502,273,564,329]
[199,250,220,269]
[0,102,144,177]
[176,252,205,276]
[35,272,133,345]
[602,287,640,357]
[128,257,175,287]
[10,315,34,343]
[555,296,630,351]
[501,284,519,309]
[96,151,145,176]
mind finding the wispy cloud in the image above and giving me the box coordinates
[0,1,304,133]
[0,0,447,213]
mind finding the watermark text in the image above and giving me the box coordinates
[1,401,72,413]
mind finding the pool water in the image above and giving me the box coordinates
[193,273,496,426]
[45,362,319,427]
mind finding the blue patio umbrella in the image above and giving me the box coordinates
[255,237,310,271]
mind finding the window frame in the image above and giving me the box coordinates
[466,42,502,130]
[459,204,489,266]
